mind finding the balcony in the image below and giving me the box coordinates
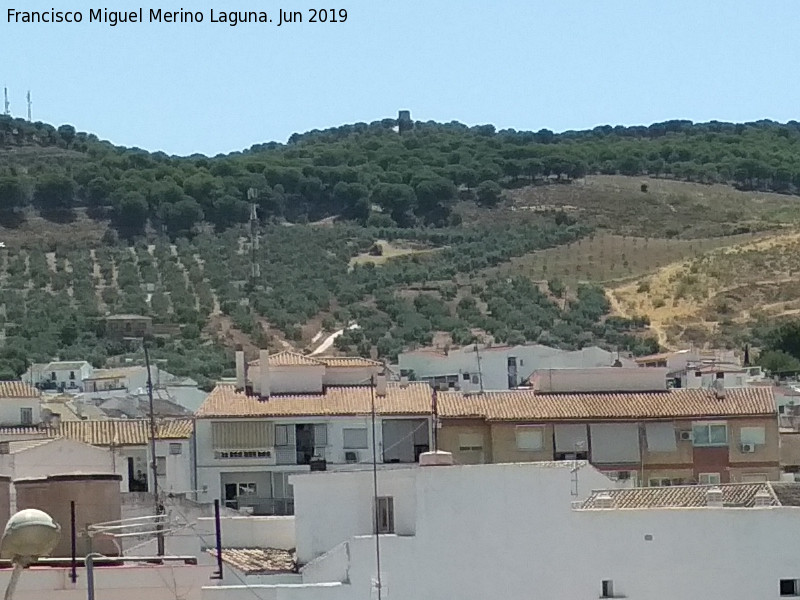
[224,497,295,516]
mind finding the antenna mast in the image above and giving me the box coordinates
[3,88,9,116]
[26,91,31,121]
[247,188,260,289]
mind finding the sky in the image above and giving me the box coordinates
[2,0,800,156]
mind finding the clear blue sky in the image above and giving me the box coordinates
[2,0,799,156]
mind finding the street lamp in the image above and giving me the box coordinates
[0,509,61,600]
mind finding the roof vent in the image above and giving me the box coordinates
[753,489,772,507]
[712,379,726,399]
[419,451,453,467]
[705,487,724,507]
[594,493,615,509]
[399,376,409,389]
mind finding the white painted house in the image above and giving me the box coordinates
[202,460,800,600]
[24,360,94,391]
[0,381,41,426]
[57,419,195,495]
[398,343,637,391]
[0,437,127,500]
[195,351,429,515]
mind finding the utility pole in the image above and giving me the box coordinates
[3,88,9,116]
[144,340,165,556]
[26,91,31,122]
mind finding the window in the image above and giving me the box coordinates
[692,422,728,446]
[275,424,290,446]
[515,426,543,451]
[694,371,702,377]
[698,472,721,485]
[212,421,275,449]
[649,478,685,487]
[50,372,56,381]
[471,375,479,384]
[238,482,257,496]
[343,428,368,449]
[20,408,33,426]
[169,443,182,455]
[462,373,470,381]
[156,457,166,476]
[780,579,800,597]
[313,423,328,447]
[375,496,394,534]
[601,580,615,598]
[716,372,724,380]
[741,473,768,483]
[740,426,766,446]
[458,433,483,451]
[69,371,75,380]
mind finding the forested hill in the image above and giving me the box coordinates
[2,115,800,237]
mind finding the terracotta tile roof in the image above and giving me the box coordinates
[0,382,40,398]
[247,351,324,368]
[56,419,193,446]
[197,385,774,421]
[43,361,90,371]
[580,483,776,509]
[197,382,432,418]
[317,357,383,368]
[438,387,774,421]
[768,483,800,506]
[207,548,296,575]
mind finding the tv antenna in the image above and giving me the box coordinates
[247,188,261,288]
[3,88,9,116]
[26,91,31,122]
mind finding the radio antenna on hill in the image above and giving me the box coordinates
[26,91,31,121]
[247,188,261,288]
[3,88,9,116]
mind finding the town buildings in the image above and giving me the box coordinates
[104,313,153,339]
[398,343,636,391]
[23,360,93,392]
[201,458,800,600]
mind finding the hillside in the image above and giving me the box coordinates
[3,116,800,384]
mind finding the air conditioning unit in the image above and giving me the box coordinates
[741,443,756,453]
[679,431,693,442]
[345,451,359,463]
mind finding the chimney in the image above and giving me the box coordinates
[399,375,409,388]
[235,349,246,390]
[753,489,772,507]
[375,373,387,397]
[705,487,723,507]
[594,493,615,509]
[259,349,270,399]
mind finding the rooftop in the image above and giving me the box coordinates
[248,351,324,368]
[43,361,90,371]
[57,419,194,445]
[579,482,800,509]
[0,381,40,398]
[197,384,774,420]
[105,314,152,321]
[316,356,383,368]
[207,548,296,575]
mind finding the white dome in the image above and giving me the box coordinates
[1,509,61,561]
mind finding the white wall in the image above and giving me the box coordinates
[249,365,326,394]
[195,515,296,550]
[291,468,417,564]
[399,345,635,391]
[0,564,214,600]
[534,367,668,392]
[0,397,41,426]
[322,367,378,386]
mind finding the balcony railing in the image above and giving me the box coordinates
[225,497,294,516]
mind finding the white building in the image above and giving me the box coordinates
[195,351,429,515]
[0,437,127,501]
[24,361,94,392]
[398,343,636,391]
[57,419,195,495]
[0,381,41,426]
[201,459,800,600]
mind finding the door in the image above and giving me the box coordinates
[224,483,238,509]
